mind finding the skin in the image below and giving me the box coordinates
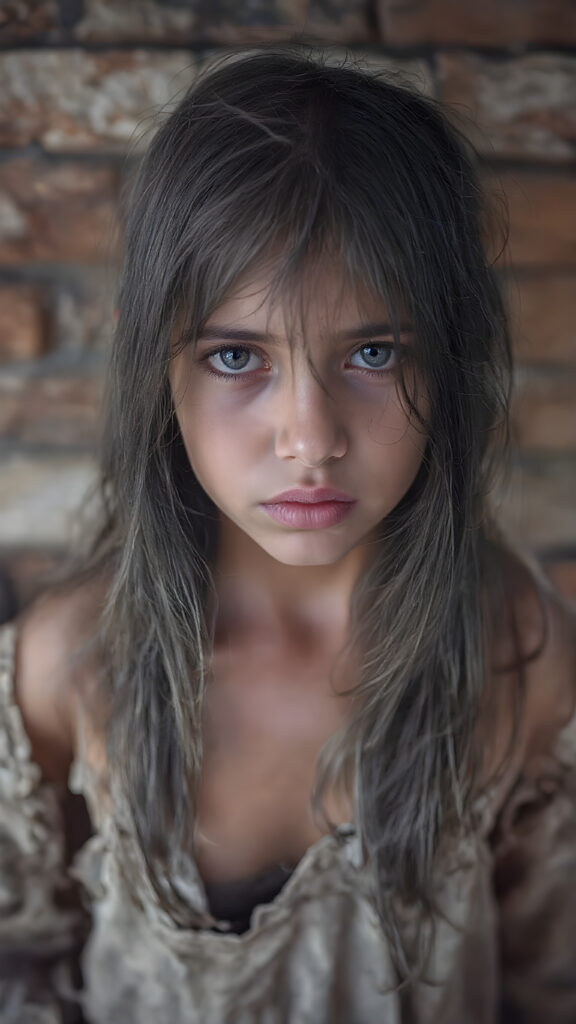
[169,260,429,645]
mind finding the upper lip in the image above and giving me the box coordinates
[263,487,355,504]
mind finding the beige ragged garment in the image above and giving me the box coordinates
[1,619,576,1024]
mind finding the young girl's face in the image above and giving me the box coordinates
[169,261,428,568]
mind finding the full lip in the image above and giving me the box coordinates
[262,487,355,504]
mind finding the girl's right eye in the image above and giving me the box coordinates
[202,346,265,378]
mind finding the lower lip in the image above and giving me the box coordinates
[261,501,356,529]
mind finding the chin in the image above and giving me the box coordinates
[259,537,356,568]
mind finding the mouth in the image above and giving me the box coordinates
[260,490,356,530]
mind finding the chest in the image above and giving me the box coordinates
[193,642,355,884]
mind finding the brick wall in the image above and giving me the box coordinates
[0,0,575,608]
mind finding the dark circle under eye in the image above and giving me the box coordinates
[220,347,250,370]
[359,344,393,368]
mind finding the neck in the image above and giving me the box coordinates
[213,516,373,646]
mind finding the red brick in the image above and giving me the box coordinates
[74,0,374,44]
[0,1,59,44]
[0,371,103,447]
[487,173,576,267]
[0,49,198,152]
[0,158,120,265]
[378,0,576,46]
[0,284,48,362]
[506,272,576,366]
[75,0,198,42]
[0,452,97,546]
[439,51,576,163]
[511,371,576,452]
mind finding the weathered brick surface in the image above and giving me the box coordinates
[0,1,573,568]
[74,0,200,43]
[0,0,375,46]
[0,453,97,546]
[506,272,576,366]
[498,459,576,548]
[0,371,103,447]
[512,371,576,452]
[489,173,576,267]
[73,0,374,44]
[378,0,576,46]
[0,1,59,43]
[0,50,198,153]
[0,284,48,362]
[0,158,120,265]
[439,52,576,162]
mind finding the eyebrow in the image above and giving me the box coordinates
[194,321,412,344]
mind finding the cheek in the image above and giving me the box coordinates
[179,386,269,459]
[169,362,236,493]
[363,392,427,490]
[365,384,426,442]
[175,395,257,502]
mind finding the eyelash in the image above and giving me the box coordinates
[198,343,398,381]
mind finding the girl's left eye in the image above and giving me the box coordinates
[348,343,396,372]
[204,346,264,376]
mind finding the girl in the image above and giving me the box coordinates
[1,48,575,1024]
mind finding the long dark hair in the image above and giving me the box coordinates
[69,48,517,976]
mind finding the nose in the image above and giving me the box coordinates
[273,370,348,467]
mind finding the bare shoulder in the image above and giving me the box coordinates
[14,574,108,784]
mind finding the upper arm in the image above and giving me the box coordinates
[14,586,100,785]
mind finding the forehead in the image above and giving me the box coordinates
[203,259,395,340]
